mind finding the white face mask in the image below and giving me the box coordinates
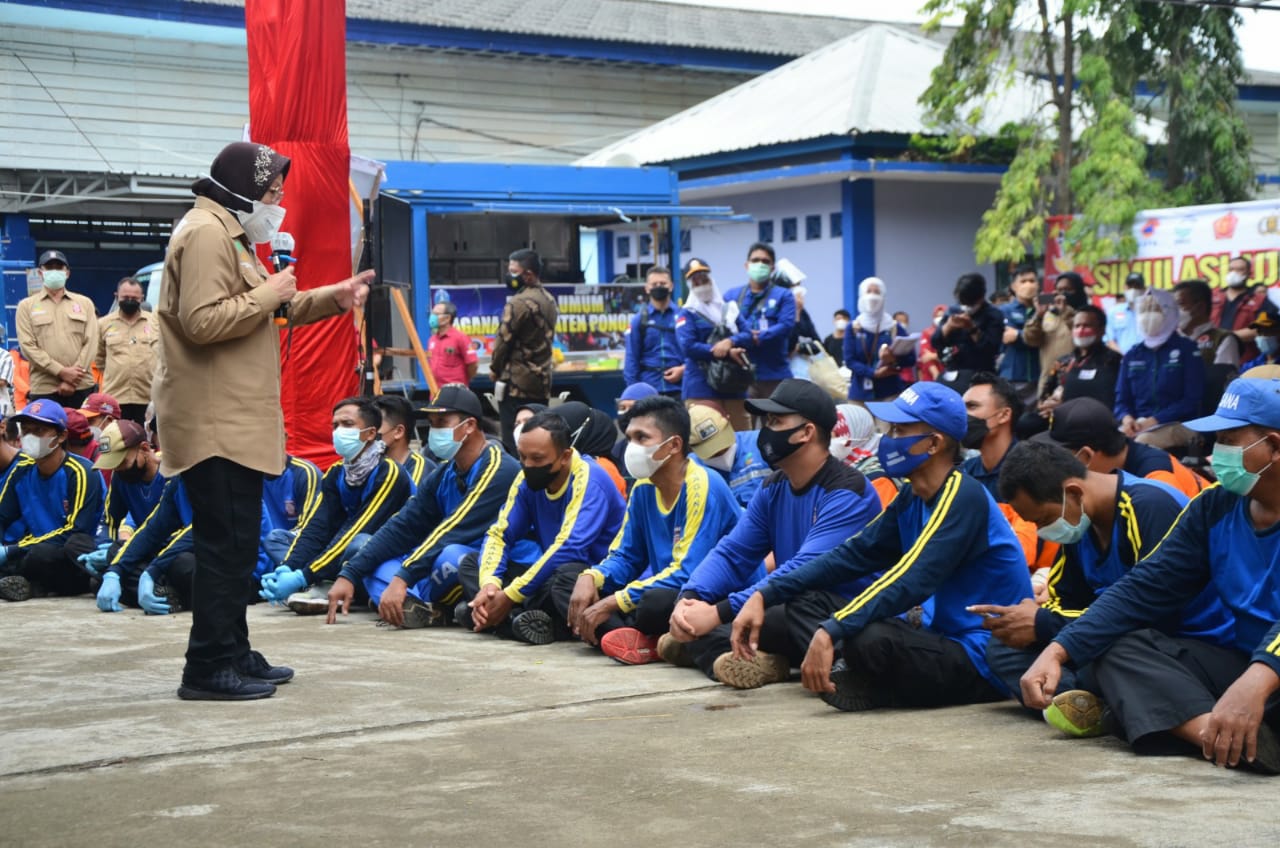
[20,432,56,460]
[705,442,736,472]
[513,423,525,446]
[1226,271,1247,288]
[1177,308,1194,328]
[1138,311,1166,338]
[829,436,854,462]
[1071,330,1099,348]
[693,283,714,304]
[235,201,287,245]
[42,269,68,290]
[833,319,849,332]
[859,293,884,315]
[624,436,673,480]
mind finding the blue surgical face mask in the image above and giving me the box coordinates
[747,261,772,284]
[877,432,934,477]
[332,426,369,461]
[428,420,466,461]
[1038,490,1091,544]
[429,313,441,332]
[1211,436,1273,496]
[1259,335,1279,358]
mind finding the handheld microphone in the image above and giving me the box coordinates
[269,232,295,327]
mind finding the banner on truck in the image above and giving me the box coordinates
[1046,199,1280,296]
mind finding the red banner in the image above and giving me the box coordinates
[246,0,353,468]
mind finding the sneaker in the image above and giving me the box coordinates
[401,596,450,629]
[511,609,555,645]
[821,659,892,712]
[1043,690,1110,738]
[178,667,276,701]
[656,633,696,668]
[453,600,475,629]
[0,575,32,602]
[600,627,660,665]
[233,650,295,685]
[712,651,790,690]
[1245,722,1280,775]
[286,592,330,616]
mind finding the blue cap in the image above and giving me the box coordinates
[12,399,68,431]
[866,382,966,442]
[1185,378,1280,432]
[620,383,659,402]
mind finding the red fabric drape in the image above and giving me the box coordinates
[246,0,352,468]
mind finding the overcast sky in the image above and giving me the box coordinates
[655,0,1280,74]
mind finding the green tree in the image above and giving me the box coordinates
[919,0,1253,267]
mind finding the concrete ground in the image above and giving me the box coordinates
[2,600,1277,848]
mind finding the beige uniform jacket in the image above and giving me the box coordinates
[95,311,159,405]
[155,197,344,477]
[16,288,100,395]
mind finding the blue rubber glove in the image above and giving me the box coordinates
[0,545,7,567]
[77,543,111,576]
[96,572,123,612]
[137,572,171,615]
[259,567,307,603]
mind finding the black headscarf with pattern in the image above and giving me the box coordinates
[192,142,291,213]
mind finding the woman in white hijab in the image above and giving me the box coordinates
[1116,287,1205,448]
[830,403,901,508]
[845,277,913,402]
[675,258,750,431]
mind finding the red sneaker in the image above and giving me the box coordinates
[600,627,661,665]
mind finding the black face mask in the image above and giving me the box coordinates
[508,273,525,292]
[114,463,148,484]
[119,298,141,316]
[757,423,807,468]
[650,286,671,301]
[523,460,561,491]
[962,415,990,450]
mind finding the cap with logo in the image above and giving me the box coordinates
[745,378,837,433]
[1185,378,1280,433]
[93,420,147,470]
[419,385,483,421]
[63,408,92,441]
[1029,397,1117,450]
[38,249,69,268]
[687,404,735,460]
[683,258,712,279]
[1249,306,1279,332]
[11,399,68,432]
[80,392,122,420]
[866,382,966,442]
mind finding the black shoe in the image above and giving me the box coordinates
[821,659,892,712]
[0,575,32,602]
[511,609,554,645]
[177,667,276,701]
[233,650,294,685]
[1245,722,1280,775]
[454,600,474,629]
[401,596,449,629]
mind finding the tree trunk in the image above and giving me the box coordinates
[1164,9,1186,192]
[1057,10,1074,215]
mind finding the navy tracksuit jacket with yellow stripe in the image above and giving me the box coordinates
[759,469,1032,689]
[0,453,103,558]
[283,457,411,585]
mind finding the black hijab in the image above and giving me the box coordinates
[192,142,291,213]
[555,402,616,459]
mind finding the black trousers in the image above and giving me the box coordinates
[840,618,1002,707]
[986,640,1096,709]
[547,572,678,643]
[181,457,264,678]
[29,387,96,411]
[119,403,148,427]
[3,534,96,595]
[686,590,843,680]
[499,394,547,454]
[458,550,587,641]
[1092,629,1280,754]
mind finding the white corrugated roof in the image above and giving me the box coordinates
[578,23,1077,166]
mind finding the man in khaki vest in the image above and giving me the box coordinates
[16,250,99,409]
[95,276,157,426]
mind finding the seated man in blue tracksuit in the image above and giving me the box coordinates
[722,242,796,399]
[325,386,520,627]
[555,395,742,664]
[976,440,1231,730]
[731,382,1032,710]
[1022,379,1280,773]
[0,400,104,602]
[259,397,412,604]
[94,420,166,553]
[670,380,883,689]
[623,266,683,397]
[461,410,626,645]
[686,403,770,508]
[260,454,323,567]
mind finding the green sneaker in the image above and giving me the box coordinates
[1043,690,1109,738]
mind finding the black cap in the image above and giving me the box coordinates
[1031,397,1116,450]
[38,250,69,268]
[744,378,837,433]
[420,385,483,420]
[1125,272,1144,288]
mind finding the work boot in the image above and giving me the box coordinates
[712,651,790,690]
[821,659,893,712]
[657,633,696,668]
[511,609,555,645]
[0,575,32,602]
[401,596,450,629]
[453,600,474,629]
